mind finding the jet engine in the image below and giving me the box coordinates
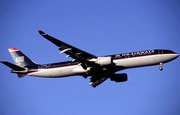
[110,73,128,82]
[95,57,112,66]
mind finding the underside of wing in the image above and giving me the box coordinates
[89,74,109,88]
[89,73,128,88]
[38,29,97,61]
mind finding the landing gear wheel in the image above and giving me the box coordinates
[159,63,163,71]
[159,67,163,71]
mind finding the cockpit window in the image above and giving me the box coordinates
[163,50,175,54]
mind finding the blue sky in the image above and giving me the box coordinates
[0,0,180,115]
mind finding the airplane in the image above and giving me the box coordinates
[1,29,179,88]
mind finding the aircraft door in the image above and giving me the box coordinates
[159,50,163,54]
[38,65,42,69]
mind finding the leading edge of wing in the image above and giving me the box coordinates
[38,29,97,59]
[38,29,68,47]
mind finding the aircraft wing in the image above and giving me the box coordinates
[38,29,97,61]
[90,74,110,88]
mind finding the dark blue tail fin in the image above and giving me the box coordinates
[8,48,38,67]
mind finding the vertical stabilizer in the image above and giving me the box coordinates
[8,48,37,67]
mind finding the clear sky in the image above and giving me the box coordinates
[0,0,180,115]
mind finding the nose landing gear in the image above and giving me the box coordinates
[159,62,163,71]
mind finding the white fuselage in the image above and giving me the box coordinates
[26,53,178,78]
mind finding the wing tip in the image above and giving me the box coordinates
[38,29,45,35]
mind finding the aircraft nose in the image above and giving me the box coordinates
[173,53,179,59]
[175,53,179,58]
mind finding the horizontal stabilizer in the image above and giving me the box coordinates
[0,61,26,71]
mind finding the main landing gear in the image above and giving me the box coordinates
[159,62,163,71]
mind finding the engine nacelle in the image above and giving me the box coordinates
[95,57,112,66]
[110,73,128,82]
